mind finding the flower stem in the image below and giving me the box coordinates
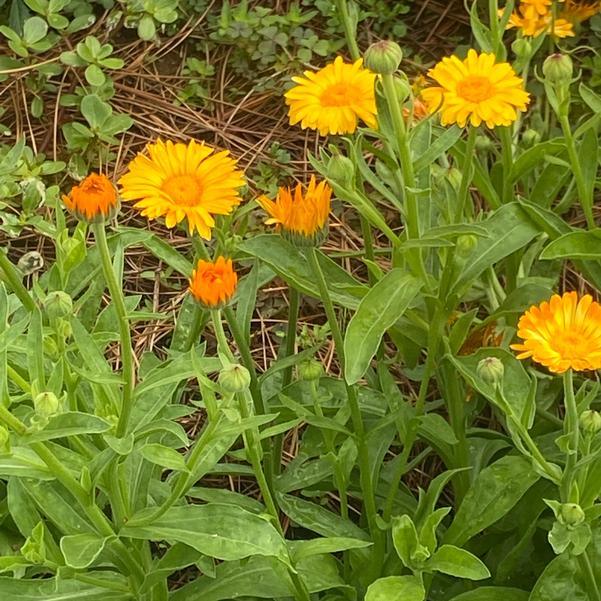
[499,126,514,205]
[282,287,300,388]
[0,249,35,312]
[92,224,135,438]
[334,0,360,60]
[561,369,579,502]
[307,247,383,574]
[455,127,478,220]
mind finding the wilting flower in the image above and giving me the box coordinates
[505,5,575,36]
[189,256,237,309]
[63,173,118,222]
[402,97,429,122]
[119,139,245,240]
[284,56,377,136]
[257,176,332,246]
[511,292,601,373]
[421,49,530,128]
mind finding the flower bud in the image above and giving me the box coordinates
[455,234,478,258]
[326,153,355,188]
[218,364,251,394]
[580,410,601,434]
[543,53,573,85]
[477,357,504,386]
[392,76,411,103]
[512,38,532,59]
[522,129,541,148]
[298,358,323,381]
[559,503,586,527]
[0,425,10,454]
[33,391,60,418]
[475,135,493,152]
[43,291,73,322]
[364,40,403,75]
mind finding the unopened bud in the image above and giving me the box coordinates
[298,359,323,381]
[477,357,504,386]
[543,53,573,85]
[43,291,73,322]
[364,40,403,75]
[327,153,355,188]
[34,391,60,418]
[218,364,251,394]
[580,410,601,434]
[559,503,586,527]
[512,38,532,59]
[475,135,493,152]
[522,129,541,147]
[392,76,411,103]
[455,235,478,258]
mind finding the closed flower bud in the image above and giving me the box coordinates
[218,364,251,394]
[326,153,355,188]
[392,76,411,103]
[477,357,505,386]
[364,40,403,75]
[298,358,323,381]
[522,129,541,147]
[455,234,478,258]
[512,38,532,60]
[580,410,601,434]
[43,291,73,322]
[543,53,573,85]
[559,503,586,527]
[34,391,60,418]
[475,135,493,152]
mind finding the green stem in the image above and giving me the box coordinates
[561,369,579,502]
[455,127,478,221]
[7,364,31,393]
[334,0,360,60]
[307,248,383,574]
[282,287,300,388]
[559,115,595,229]
[579,549,601,601]
[92,225,135,438]
[0,250,35,312]
[499,126,514,205]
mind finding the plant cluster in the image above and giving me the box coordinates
[2,0,601,600]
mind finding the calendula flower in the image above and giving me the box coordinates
[511,292,601,373]
[521,0,554,16]
[284,56,377,136]
[63,173,119,222]
[119,139,245,240]
[189,256,237,309]
[504,5,575,37]
[562,0,601,22]
[421,49,530,128]
[257,176,332,246]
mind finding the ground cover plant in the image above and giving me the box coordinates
[2,0,601,599]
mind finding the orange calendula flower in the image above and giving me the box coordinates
[189,257,238,309]
[421,49,530,128]
[257,176,332,246]
[118,139,245,240]
[562,0,601,22]
[284,56,377,136]
[504,5,575,37]
[511,292,601,373]
[63,173,119,222]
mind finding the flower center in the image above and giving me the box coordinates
[456,75,494,103]
[553,331,586,360]
[321,83,353,107]
[162,174,203,207]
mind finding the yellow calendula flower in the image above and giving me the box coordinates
[189,256,238,309]
[118,139,245,240]
[421,49,530,128]
[63,173,119,222]
[505,5,575,36]
[511,292,601,373]
[521,0,554,17]
[257,176,332,246]
[284,56,377,136]
[561,0,601,22]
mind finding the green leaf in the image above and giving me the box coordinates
[540,230,601,260]
[84,63,105,86]
[392,515,427,568]
[413,125,463,173]
[80,94,111,129]
[451,203,539,296]
[427,544,490,580]
[0,448,53,480]
[23,412,112,442]
[140,443,188,472]
[529,553,587,601]
[0,577,130,600]
[289,537,372,562]
[122,504,289,563]
[444,456,539,547]
[239,235,365,309]
[344,270,421,384]
[60,534,109,569]
[365,576,425,601]
[449,588,529,601]
[137,14,156,40]
[22,16,47,45]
